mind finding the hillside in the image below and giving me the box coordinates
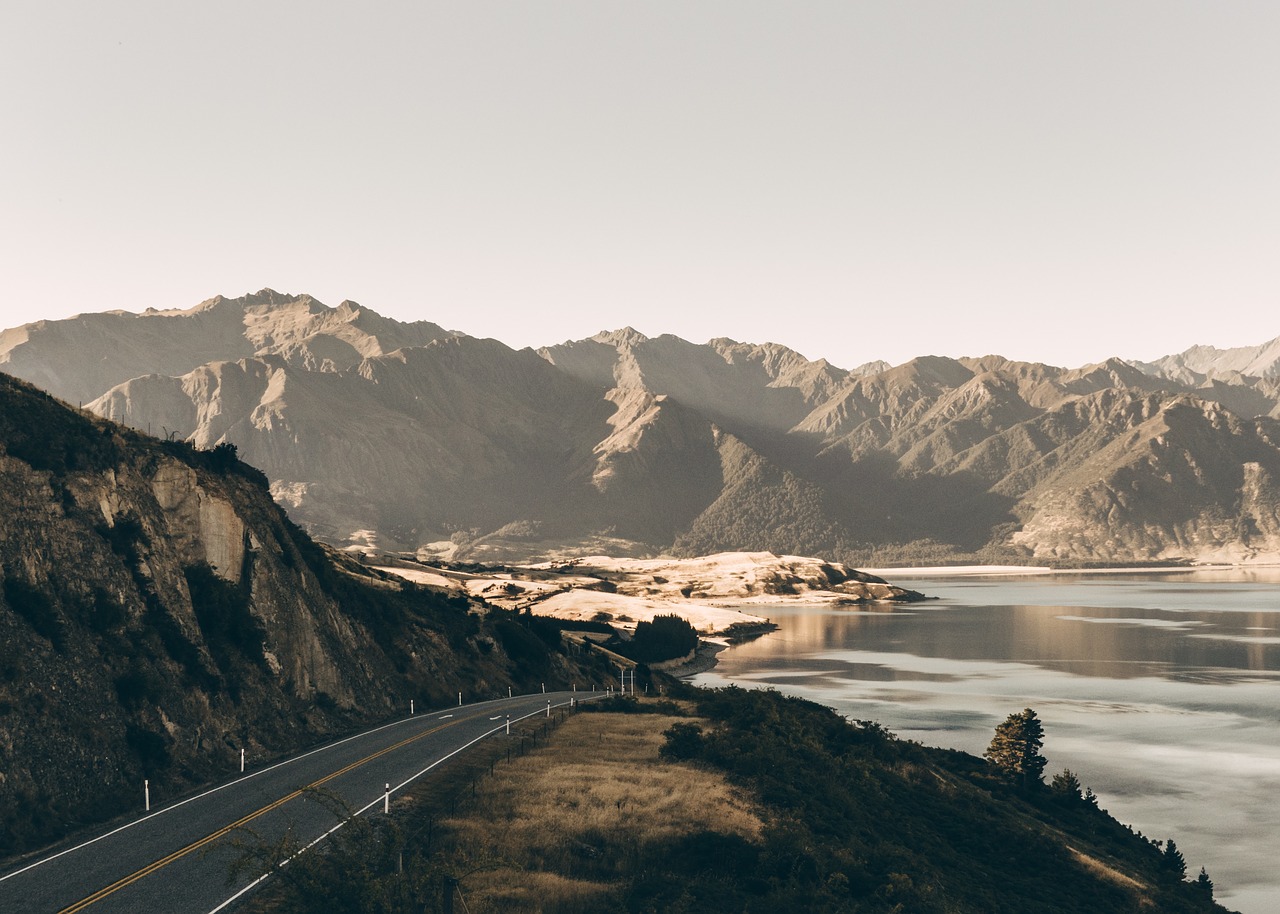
[5,292,1280,565]
[0,372,611,857]
[235,689,1234,914]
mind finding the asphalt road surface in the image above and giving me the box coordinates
[0,690,594,913]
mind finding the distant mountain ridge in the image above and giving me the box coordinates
[1135,335,1280,383]
[5,291,1280,566]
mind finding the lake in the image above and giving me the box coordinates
[691,569,1280,912]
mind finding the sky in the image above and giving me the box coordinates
[2,2,1278,370]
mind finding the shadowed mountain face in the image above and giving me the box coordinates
[5,292,1280,565]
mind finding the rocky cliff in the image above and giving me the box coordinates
[0,372,602,857]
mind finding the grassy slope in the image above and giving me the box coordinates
[238,688,1232,914]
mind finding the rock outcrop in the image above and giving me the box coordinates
[0,372,601,857]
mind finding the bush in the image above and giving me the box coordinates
[661,722,705,760]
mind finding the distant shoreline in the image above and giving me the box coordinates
[863,563,1261,578]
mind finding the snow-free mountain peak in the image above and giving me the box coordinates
[6,292,1280,565]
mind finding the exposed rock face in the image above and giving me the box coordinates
[1135,334,1280,383]
[0,373,594,857]
[6,293,1280,565]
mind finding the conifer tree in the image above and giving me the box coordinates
[1194,867,1214,898]
[1161,839,1187,880]
[984,708,1047,788]
[1050,768,1082,800]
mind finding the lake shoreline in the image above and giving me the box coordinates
[862,563,1271,578]
[691,569,1280,912]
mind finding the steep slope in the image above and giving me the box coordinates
[7,293,1280,565]
[0,289,454,407]
[0,372,604,856]
[88,338,622,548]
[1137,335,1280,382]
[673,431,853,558]
[541,329,849,437]
[1012,397,1280,562]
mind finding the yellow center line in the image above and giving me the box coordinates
[57,709,489,913]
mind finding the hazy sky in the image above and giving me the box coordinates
[3,2,1277,370]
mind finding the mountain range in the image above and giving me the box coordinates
[4,290,1280,566]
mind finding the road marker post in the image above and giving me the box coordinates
[546,700,551,718]
[505,714,510,735]
[240,748,245,773]
[384,783,390,814]
[144,779,150,812]
[458,692,462,707]
[508,686,512,698]
[411,699,414,715]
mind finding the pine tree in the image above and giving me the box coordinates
[1050,768,1082,801]
[1194,867,1214,898]
[984,708,1047,788]
[1161,839,1187,880]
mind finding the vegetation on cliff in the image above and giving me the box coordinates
[0,372,612,857]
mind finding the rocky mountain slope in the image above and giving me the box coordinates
[0,372,607,857]
[5,292,1280,565]
[1135,334,1280,385]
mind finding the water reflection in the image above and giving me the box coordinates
[693,571,1280,912]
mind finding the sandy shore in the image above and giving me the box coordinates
[376,551,924,638]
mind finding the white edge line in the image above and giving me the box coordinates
[0,693,569,885]
[205,698,591,914]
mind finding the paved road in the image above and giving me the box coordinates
[0,690,594,913]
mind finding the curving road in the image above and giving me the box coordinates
[0,690,593,913]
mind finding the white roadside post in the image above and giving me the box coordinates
[542,682,545,693]
[508,686,512,698]
[458,692,462,707]
[144,779,150,812]
[411,699,414,715]
[240,748,245,773]
[505,714,510,735]
[546,700,551,718]
[384,783,390,814]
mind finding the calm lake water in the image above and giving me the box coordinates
[692,569,1280,913]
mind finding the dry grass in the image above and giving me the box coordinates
[440,712,763,913]
[1067,846,1148,893]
